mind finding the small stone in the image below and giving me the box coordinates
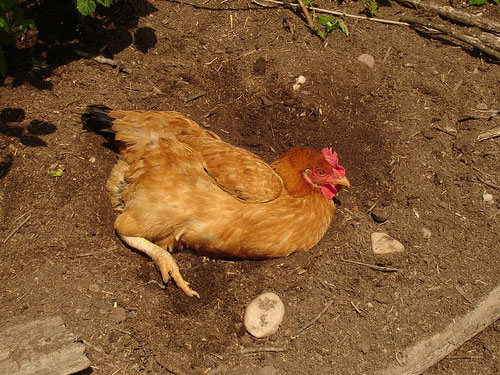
[293,75,306,91]
[261,96,273,107]
[420,227,432,240]
[371,207,391,223]
[421,129,434,139]
[476,102,488,110]
[108,307,127,323]
[244,292,285,338]
[358,54,375,68]
[483,193,494,204]
[88,283,100,292]
[371,232,405,255]
[88,156,96,163]
[257,366,277,375]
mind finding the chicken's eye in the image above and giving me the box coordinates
[317,169,325,176]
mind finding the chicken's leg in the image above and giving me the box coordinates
[120,236,200,298]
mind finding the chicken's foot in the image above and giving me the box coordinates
[120,236,200,298]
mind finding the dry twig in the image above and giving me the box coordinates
[4,214,31,243]
[75,50,132,74]
[340,258,399,272]
[295,300,334,336]
[253,0,410,26]
[296,0,315,30]
[395,0,500,35]
[401,17,500,61]
[477,126,500,142]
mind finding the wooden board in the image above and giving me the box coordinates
[0,316,90,375]
[379,285,500,375]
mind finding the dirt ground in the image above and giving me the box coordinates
[1,0,499,374]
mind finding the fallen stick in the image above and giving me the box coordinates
[3,214,31,243]
[401,17,500,61]
[295,299,334,336]
[75,50,132,74]
[477,126,500,142]
[379,284,500,375]
[340,258,399,272]
[479,32,500,51]
[394,0,500,35]
[297,0,315,30]
[253,0,410,27]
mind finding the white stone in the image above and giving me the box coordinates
[483,193,494,204]
[358,54,375,68]
[293,75,306,91]
[420,227,432,240]
[371,232,405,255]
[244,292,285,338]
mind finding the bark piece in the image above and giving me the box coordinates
[0,316,91,375]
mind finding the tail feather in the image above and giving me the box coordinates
[82,105,115,134]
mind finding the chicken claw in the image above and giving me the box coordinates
[120,236,200,298]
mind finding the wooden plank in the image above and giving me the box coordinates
[379,285,500,375]
[0,316,91,375]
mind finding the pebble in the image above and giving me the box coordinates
[293,75,306,91]
[257,366,277,375]
[483,193,494,204]
[476,102,488,110]
[371,207,391,223]
[244,292,285,338]
[358,54,375,68]
[371,232,405,255]
[421,129,434,139]
[108,307,127,323]
[88,283,100,292]
[261,96,273,107]
[420,227,432,240]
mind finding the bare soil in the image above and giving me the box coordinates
[1,1,499,374]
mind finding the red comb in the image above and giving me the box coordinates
[322,147,345,175]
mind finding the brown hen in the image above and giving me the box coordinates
[83,106,349,297]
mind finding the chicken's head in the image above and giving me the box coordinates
[303,147,350,200]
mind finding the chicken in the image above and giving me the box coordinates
[82,105,350,297]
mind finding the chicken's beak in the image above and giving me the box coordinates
[331,177,350,188]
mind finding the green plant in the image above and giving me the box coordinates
[362,0,379,16]
[468,0,498,5]
[0,0,113,77]
[316,15,348,39]
[0,0,36,76]
[74,0,112,17]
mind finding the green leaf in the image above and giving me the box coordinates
[76,0,97,16]
[47,168,64,177]
[338,20,349,37]
[0,15,9,29]
[317,15,336,26]
[97,0,112,7]
[467,0,487,5]
[491,0,499,4]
